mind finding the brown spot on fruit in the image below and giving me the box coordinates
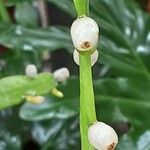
[107,143,116,150]
[80,41,91,49]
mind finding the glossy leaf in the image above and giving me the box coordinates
[32,117,80,150]
[0,23,72,52]
[20,96,79,121]
[0,73,57,109]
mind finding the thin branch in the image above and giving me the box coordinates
[38,0,49,28]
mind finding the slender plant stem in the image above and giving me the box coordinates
[0,0,11,22]
[38,0,48,28]
[80,54,97,150]
[73,0,97,149]
[73,0,89,16]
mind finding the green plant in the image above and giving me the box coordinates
[0,0,150,149]
[72,0,97,149]
[44,0,150,149]
[72,1,119,149]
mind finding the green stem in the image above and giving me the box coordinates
[73,0,89,16]
[0,0,11,22]
[73,0,97,149]
[80,53,97,150]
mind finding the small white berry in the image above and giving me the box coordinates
[73,49,99,66]
[53,67,70,82]
[88,122,118,150]
[71,17,99,52]
[25,64,37,78]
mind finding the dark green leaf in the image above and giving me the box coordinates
[20,96,79,121]
[15,2,39,27]
[32,117,80,150]
[0,23,73,52]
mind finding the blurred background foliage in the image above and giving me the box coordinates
[0,0,150,149]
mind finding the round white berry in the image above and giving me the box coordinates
[71,17,99,52]
[73,49,99,66]
[88,122,118,150]
[53,67,70,82]
[25,64,37,78]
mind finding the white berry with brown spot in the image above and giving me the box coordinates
[71,17,99,52]
[88,122,118,150]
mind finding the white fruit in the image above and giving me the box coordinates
[25,64,37,78]
[73,49,98,66]
[88,122,118,150]
[53,67,70,82]
[71,17,99,52]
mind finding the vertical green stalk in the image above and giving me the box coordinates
[80,54,97,150]
[73,0,97,150]
[0,0,11,22]
[73,0,89,16]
